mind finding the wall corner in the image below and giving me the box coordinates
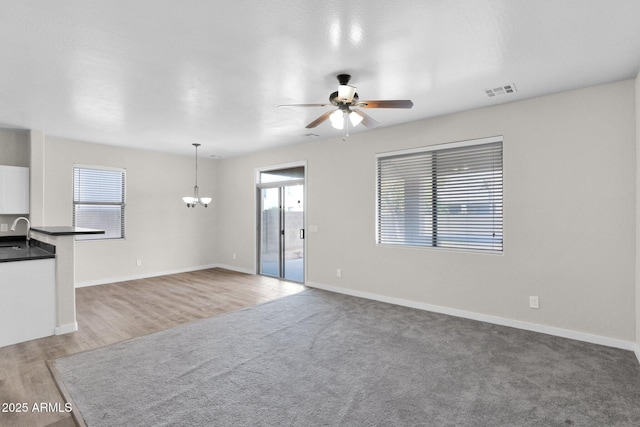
[635,72,640,357]
[29,130,46,226]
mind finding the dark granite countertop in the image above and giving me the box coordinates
[30,226,105,236]
[0,237,56,263]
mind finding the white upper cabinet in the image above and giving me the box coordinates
[0,166,29,214]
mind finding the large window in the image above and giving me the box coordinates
[376,136,503,253]
[73,166,126,240]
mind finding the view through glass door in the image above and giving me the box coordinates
[258,166,304,282]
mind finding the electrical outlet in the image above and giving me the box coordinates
[0,224,7,232]
[529,296,540,309]
[336,268,342,278]
[136,259,142,267]
[233,253,237,260]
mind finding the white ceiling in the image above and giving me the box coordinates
[1,1,640,158]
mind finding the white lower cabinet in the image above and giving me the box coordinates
[0,259,55,347]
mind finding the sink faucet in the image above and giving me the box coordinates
[10,216,31,246]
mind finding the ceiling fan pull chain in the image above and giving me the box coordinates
[344,111,350,141]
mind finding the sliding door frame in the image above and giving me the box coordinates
[255,160,307,283]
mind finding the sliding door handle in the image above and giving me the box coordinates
[300,229,305,239]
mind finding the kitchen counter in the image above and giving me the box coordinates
[0,226,105,347]
[28,226,104,337]
[0,237,55,263]
[30,226,105,236]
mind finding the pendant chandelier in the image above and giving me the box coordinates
[183,143,212,208]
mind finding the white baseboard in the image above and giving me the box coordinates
[55,322,78,336]
[75,264,220,288]
[306,281,637,353]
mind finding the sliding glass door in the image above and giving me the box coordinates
[282,184,304,282]
[259,187,281,277]
[258,166,305,282]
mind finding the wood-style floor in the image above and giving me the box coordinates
[0,268,305,427]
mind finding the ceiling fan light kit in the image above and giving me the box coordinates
[279,74,413,138]
[330,110,344,129]
[337,84,357,103]
[349,110,363,126]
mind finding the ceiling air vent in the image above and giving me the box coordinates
[484,83,517,97]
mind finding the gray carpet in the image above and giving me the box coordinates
[52,289,640,426]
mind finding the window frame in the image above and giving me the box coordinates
[375,136,503,253]
[72,165,126,241]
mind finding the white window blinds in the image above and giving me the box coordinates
[73,167,125,240]
[376,137,503,252]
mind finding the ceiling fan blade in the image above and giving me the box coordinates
[356,100,414,109]
[278,103,332,108]
[305,110,333,128]
[351,108,379,128]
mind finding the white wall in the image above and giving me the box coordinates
[217,80,636,343]
[0,129,30,237]
[636,72,640,357]
[31,135,218,285]
[0,128,29,166]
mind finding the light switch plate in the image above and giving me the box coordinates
[0,224,8,232]
[529,296,540,309]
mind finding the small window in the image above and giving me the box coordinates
[376,136,503,253]
[259,167,305,184]
[73,166,126,240]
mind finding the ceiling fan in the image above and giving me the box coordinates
[279,74,413,132]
